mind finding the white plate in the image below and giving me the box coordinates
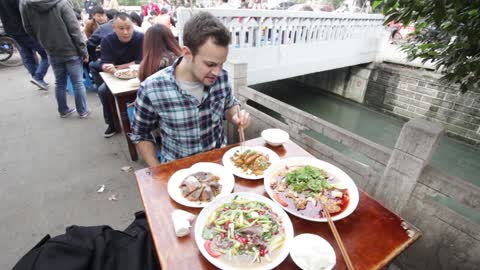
[222,146,280,180]
[194,192,294,270]
[263,157,359,222]
[290,234,336,270]
[114,68,138,79]
[167,162,235,208]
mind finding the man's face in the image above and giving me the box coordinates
[113,18,134,43]
[93,13,107,24]
[184,38,228,86]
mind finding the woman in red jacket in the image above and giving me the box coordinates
[143,0,161,16]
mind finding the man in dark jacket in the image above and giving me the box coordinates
[0,0,50,90]
[20,0,91,118]
[98,13,143,137]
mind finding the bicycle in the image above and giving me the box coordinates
[0,25,23,67]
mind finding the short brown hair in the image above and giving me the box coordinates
[183,12,231,55]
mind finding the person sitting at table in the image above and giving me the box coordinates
[129,12,251,166]
[99,12,144,138]
[84,6,108,38]
[138,24,181,82]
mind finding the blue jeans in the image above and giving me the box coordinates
[88,60,103,90]
[49,55,88,114]
[98,83,113,126]
[11,33,49,81]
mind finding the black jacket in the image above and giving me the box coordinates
[20,0,87,57]
[12,211,160,270]
[0,0,26,35]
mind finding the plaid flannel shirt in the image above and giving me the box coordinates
[129,57,240,162]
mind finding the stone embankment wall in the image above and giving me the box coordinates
[365,63,480,145]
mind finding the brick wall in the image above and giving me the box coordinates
[365,63,480,145]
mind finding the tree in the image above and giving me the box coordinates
[321,0,345,9]
[374,0,480,92]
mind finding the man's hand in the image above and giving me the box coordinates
[102,63,116,74]
[82,55,89,63]
[231,109,251,128]
[115,61,136,70]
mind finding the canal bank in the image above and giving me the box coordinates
[252,79,480,224]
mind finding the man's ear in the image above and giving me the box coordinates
[182,46,192,61]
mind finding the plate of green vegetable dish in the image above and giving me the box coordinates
[194,192,294,270]
[263,157,359,222]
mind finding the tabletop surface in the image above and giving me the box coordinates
[135,138,421,270]
[100,72,139,95]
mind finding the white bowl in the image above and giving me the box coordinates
[261,129,289,146]
[290,234,336,270]
[129,64,140,71]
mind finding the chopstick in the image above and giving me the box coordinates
[320,202,355,270]
[236,106,245,151]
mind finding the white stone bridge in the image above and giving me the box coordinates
[177,8,385,85]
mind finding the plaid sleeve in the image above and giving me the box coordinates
[128,86,158,144]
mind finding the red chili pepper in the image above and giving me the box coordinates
[204,240,221,258]
[273,193,288,207]
[241,237,248,244]
[259,248,266,257]
[223,207,230,212]
[223,221,230,230]
[220,232,226,238]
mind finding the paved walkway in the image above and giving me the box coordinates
[0,65,145,269]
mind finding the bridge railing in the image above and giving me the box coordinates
[177,8,387,85]
[177,8,384,48]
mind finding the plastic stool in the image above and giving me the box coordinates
[126,104,165,163]
[66,67,95,96]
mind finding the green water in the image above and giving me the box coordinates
[253,79,480,223]
[253,79,480,186]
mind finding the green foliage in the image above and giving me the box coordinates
[119,0,148,5]
[374,0,480,93]
[320,0,345,9]
[286,165,332,193]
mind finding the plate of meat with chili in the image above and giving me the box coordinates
[263,157,359,222]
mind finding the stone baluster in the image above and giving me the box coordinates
[227,17,242,48]
[245,17,258,48]
[372,118,445,214]
[276,18,288,45]
[262,18,274,46]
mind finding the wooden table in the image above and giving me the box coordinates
[100,72,139,161]
[135,138,421,270]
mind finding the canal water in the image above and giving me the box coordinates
[253,79,480,222]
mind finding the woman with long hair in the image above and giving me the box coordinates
[139,24,181,82]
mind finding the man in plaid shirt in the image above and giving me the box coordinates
[130,12,251,166]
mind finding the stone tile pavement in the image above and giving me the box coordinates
[0,65,146,269]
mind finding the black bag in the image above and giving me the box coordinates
[12,211,160,270]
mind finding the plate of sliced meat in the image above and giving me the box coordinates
[167,162,235,208]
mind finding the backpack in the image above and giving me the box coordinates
[12,211,160,270]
